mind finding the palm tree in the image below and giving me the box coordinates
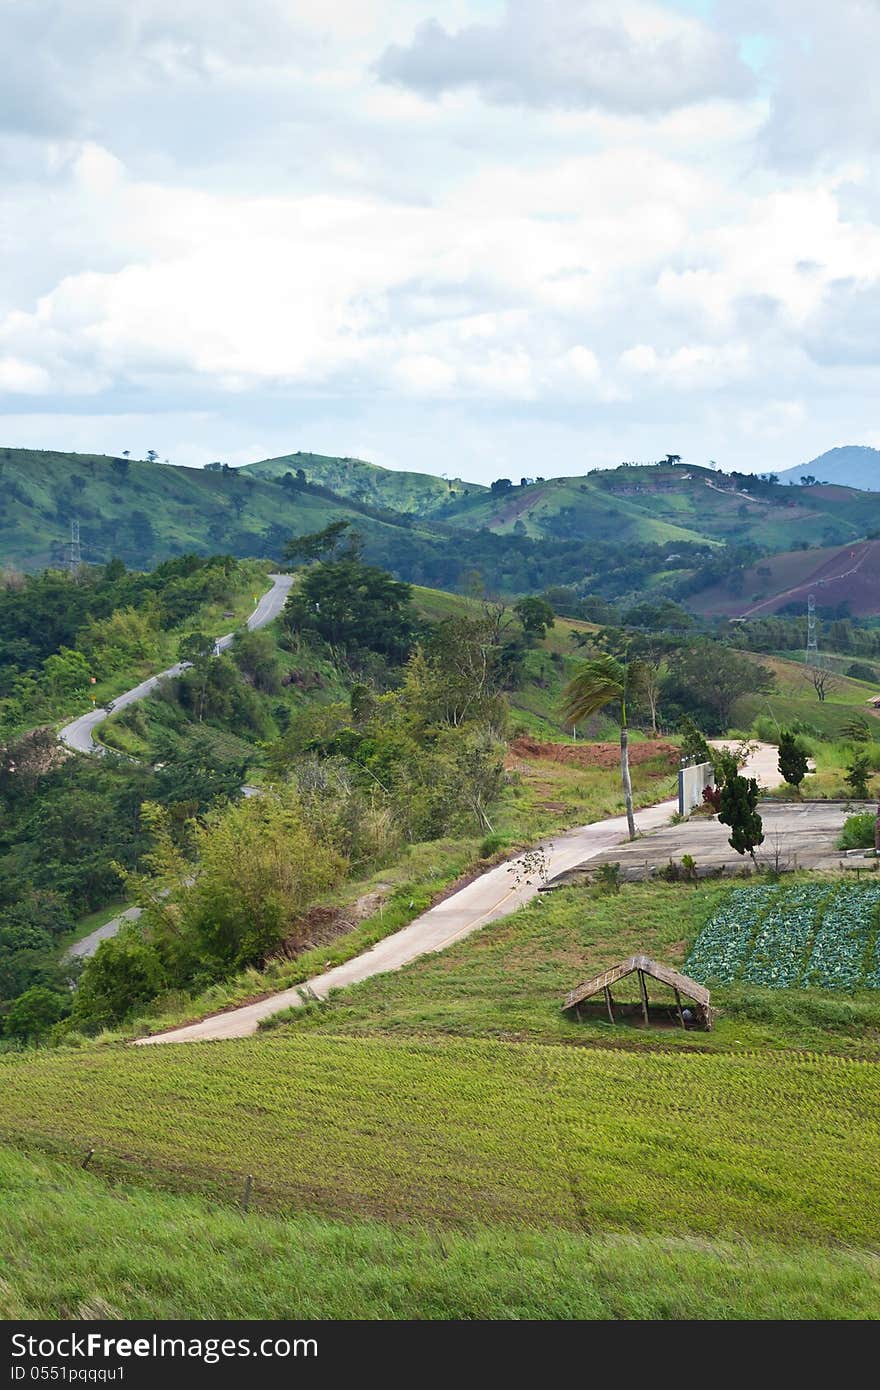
[562,653,646,840]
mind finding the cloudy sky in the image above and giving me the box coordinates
[2,0,880,481]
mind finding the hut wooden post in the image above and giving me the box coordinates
[638,969,650,1026]
[673,987,686,1030]
[604,986,615,1024]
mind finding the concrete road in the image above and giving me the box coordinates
[59,572,292,961]
[59,573,293,755]
[137,742,783,1044]
[65,906,143,961]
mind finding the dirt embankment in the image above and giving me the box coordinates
[508,737,679,770]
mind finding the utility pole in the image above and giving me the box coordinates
[806,593,820,669]
[67,519,82,576]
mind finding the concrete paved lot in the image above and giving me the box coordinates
[550,800,874,885]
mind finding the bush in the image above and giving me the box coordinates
[71,927,167,1032]
[4,986,69,1040]
[751,715,780,744]
[844,753,873,801]
[789,719,825,742]
[479,833,507,858]
[847,662,878,683]
[837,812,877,851]
[594,862,621,893]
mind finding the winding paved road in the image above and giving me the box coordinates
[60,573,293,961]
[59,573,293,756]
[136,742,783,1045]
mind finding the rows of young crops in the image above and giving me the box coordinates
[803,884,880,990]
[1,1035,878,1245]
[686,882,880,990]
[684,885,778,983]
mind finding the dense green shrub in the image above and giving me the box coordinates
[838,812,877,851]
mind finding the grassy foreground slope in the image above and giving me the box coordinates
[2,1145,877,1320]
[1,1035,878,1246]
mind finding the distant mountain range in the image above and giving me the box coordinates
[6,445,880,610]
[776,446,880,490]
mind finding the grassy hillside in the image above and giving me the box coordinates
[5,1145,876,1320]
[273,879,880,1058]
[0,446,437,572]
[732,650,880,738]
[440,473,714,546]
[243,451,485,515]
[441,464,880,553]
[2,1034,877,1247]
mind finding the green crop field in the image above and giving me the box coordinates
[4,1145,878,1320]
[686,883,880,991]
[1,1036,878,1247]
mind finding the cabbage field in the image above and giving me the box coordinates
[686,882,880,990]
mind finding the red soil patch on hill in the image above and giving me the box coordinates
[509,737,679,770]
[693,538,880,618]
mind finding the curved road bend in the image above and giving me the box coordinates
[59,573,293,961]
[59,573,293,755]
[137,741,782,1045]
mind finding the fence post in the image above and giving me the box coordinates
[82,1148,95,1169]
[242,1173,253,1213]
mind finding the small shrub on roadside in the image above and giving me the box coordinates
[594,862,622,893]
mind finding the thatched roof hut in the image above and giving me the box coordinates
[562,955,712,1030]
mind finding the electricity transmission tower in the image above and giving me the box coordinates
[66,519,82,575]
[806,593,821,668]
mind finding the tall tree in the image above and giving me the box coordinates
[717,764,764,861]
[561,654,646,839]
[778,731,808,791]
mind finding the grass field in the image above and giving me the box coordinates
[270,880,880,1058]
[1,1035,878,1247]
[2,1145,877,1320]
[734,651,880,741]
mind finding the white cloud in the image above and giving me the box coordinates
[619,342,751,389]
[4,0,880,480]
[0,357,51,393]
[376,0,753,113]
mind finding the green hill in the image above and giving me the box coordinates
[0,447,422,572]
[440,463,880,553]
[9,446,880,612]
[0,448,712,600]
[242,450,485,515]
